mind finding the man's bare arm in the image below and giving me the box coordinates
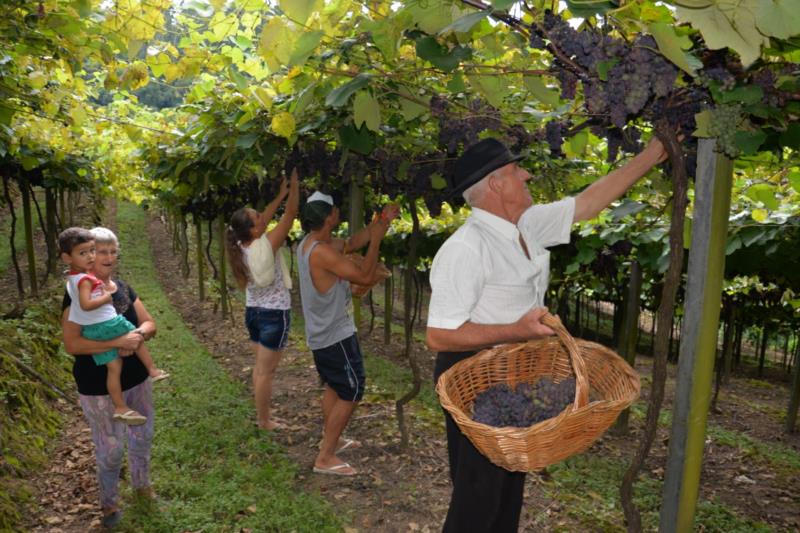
[426,308,555,352]
[573,139,667,222]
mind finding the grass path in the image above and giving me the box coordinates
[113,202,339,532]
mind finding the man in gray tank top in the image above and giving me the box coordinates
[297,191,399,476]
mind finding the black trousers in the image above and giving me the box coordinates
[435,351,527,533]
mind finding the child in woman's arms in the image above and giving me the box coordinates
[59,227,168,425]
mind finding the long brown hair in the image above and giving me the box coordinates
[226,208,254,289]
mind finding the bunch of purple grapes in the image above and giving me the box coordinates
[472,377,576,428]
[531,12,706,163]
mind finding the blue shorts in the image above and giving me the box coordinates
[245,308,291,351]
[312,334,366,402]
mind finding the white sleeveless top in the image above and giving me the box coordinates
[243,247,291,310]
[66,273,117,325]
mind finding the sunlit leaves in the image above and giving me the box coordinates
[353,91,380,132]
[746,183,779,210]
[648,22,699,76]
[523,76,560,107]
[279,0,319,25]
[258,17,294,71]
[755,0,800,39]
[271,111,296,139]
[674,0,769,66]
[325,74,371,107]
[289,30,324,67]
[28,71,48,90]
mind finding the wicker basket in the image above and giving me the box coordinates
[346,254,391,298]
[435,313,640,472]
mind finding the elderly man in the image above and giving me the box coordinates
[426,137,669,532]
[297,192,399,476]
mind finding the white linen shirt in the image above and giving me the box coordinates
[427,197,575,329]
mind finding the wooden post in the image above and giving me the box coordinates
[614,259,642,434]
[195,215,205,301]
[19,175,38,297]
[349,181,365,329]
[383,275,393,344]
[787,341,800,433]
[660,139,733,533]
[218,216,229,318]
[45,186,58,276]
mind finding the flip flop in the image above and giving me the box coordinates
[313,463,357,476]
[112,410,147,425]
[336,438,361,454]
[150,370,170,382]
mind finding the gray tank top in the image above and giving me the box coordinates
[297,235,356,350]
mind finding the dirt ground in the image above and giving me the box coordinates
[13,206,800,532]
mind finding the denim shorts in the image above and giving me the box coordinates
[312,334,366,402]
[245,308,291,351]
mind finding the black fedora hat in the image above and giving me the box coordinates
[449,138,525,197]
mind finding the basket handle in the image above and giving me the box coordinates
[541,313,589,410]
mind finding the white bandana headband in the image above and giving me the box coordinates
[307,191,334,205]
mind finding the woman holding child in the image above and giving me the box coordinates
[226,168,300,430]
[60,226,160,529]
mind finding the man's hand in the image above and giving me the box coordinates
[289,167,299,192]
[369,214,391,240]
[515,307,555,338]
[380,203,400,222]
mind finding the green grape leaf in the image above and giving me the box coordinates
[431,173,447,190]
[338,123,374,155]
[28,71,48,90]
[523,76,560,106]
[447,72,466,92]
[0,105,15,127]
[361,19,402,61]
[610,200,647,221]
[232,35,253,50]
[405,0,455,34]
[491,0,516,8]
[325,74,371,107]
[779,123,800,149]
[756,0,800,39]
[438,11,490,35]
[675,0,769,67]
[596,59,620,81]
[567,130,588,156]
[751,208,769,222]
[289,30,324,67]
[719,85,763,104]
[415,37,472,72]
[565,0,618,17]
[746,183,779,210]
[788,170,800,193]
[279,0,318,24]
[467,74,508,108]
[398,87,428,121]
[258,17,294,71]
[235,132,260,149]
[353,91,381,132]
[649,22,698,75]
[734,130,767,155]
[147,53,170,77]
[693,110,712,137]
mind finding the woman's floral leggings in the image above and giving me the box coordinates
[78,379,154,511]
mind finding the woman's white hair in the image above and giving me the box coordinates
[90,227,119,248]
